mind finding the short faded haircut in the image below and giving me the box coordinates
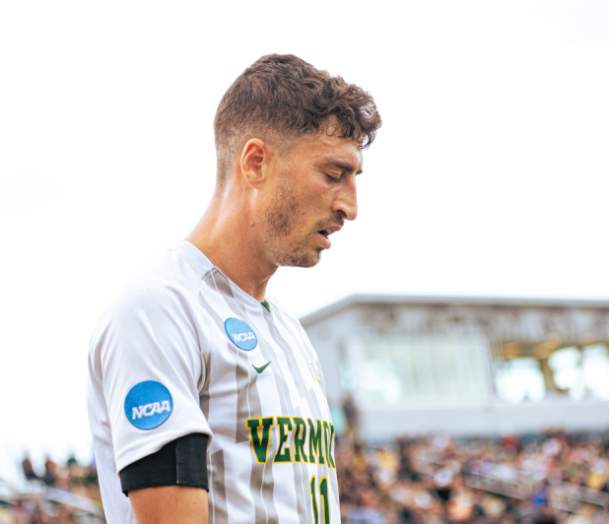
[213,53,382,184]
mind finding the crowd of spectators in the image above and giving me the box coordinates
[337,429,609,523]
[3,429,609,523]
[0,454,102,524]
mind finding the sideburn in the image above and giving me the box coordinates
[264,181,299,238]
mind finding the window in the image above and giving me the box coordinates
[354,334,490,407]
[549,347,582,399]
[495,358,545,403]
[582,344,609,400]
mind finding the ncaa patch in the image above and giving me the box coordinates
[224,317,257,351]
[124,380,173,430]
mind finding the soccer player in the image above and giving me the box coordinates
[87,53,381,523]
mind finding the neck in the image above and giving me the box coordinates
[186,188,276,302]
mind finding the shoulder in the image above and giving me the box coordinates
[88,278,204,383]
[89,248,204,354]
[99,245,204,327]
[97,279,190,335]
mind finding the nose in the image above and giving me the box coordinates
[333,176,358,221]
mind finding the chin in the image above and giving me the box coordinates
[278,249,321,268]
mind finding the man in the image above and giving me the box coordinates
[87,53,381,523]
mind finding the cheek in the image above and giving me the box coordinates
[265,184,302,237]
[265,203,292,237]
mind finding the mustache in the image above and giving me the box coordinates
[316,213,345,231]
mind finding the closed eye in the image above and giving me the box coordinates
[324,171,344,182]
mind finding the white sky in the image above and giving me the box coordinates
[1,0,608,481]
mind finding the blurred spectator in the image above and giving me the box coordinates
[20,455,38,483]
[533,506,559,524]
[342,394,361,445]
[42,457,57,487]
[65,454,78,470]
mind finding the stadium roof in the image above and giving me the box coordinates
[300,294,609,326]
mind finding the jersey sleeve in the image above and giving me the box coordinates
[92,284,212,472]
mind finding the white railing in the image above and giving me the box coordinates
[463,469,609,513]
[0,477,105,523]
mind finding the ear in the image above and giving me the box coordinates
[239,138,268,188]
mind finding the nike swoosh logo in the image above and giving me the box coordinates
[252,361,272,374]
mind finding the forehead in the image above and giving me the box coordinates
[292,130,364,172]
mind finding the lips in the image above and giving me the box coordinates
[317,224,342,238]
[317,231,331,249]
[316,224,342,249]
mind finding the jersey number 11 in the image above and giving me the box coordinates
[309,475,330,524]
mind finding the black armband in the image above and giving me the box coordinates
[119,433,209,495]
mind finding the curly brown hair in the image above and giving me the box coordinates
[213,53,381,184]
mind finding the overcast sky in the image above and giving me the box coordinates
[1,0,608,481]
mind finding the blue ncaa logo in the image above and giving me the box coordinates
[224,317,257,351]
[124,380,173,430]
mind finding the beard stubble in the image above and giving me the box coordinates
[264,181,321,268]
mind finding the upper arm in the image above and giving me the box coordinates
[93,283,212,472]
[129,486,208,524]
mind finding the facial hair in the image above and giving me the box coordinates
[264,180,321,268]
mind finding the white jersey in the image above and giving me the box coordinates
[87,240,340,523]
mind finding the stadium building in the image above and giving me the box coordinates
[302,295,609,440]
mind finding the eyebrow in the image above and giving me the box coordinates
[318,159,363,175]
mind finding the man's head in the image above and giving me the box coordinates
[213,54,381,268]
